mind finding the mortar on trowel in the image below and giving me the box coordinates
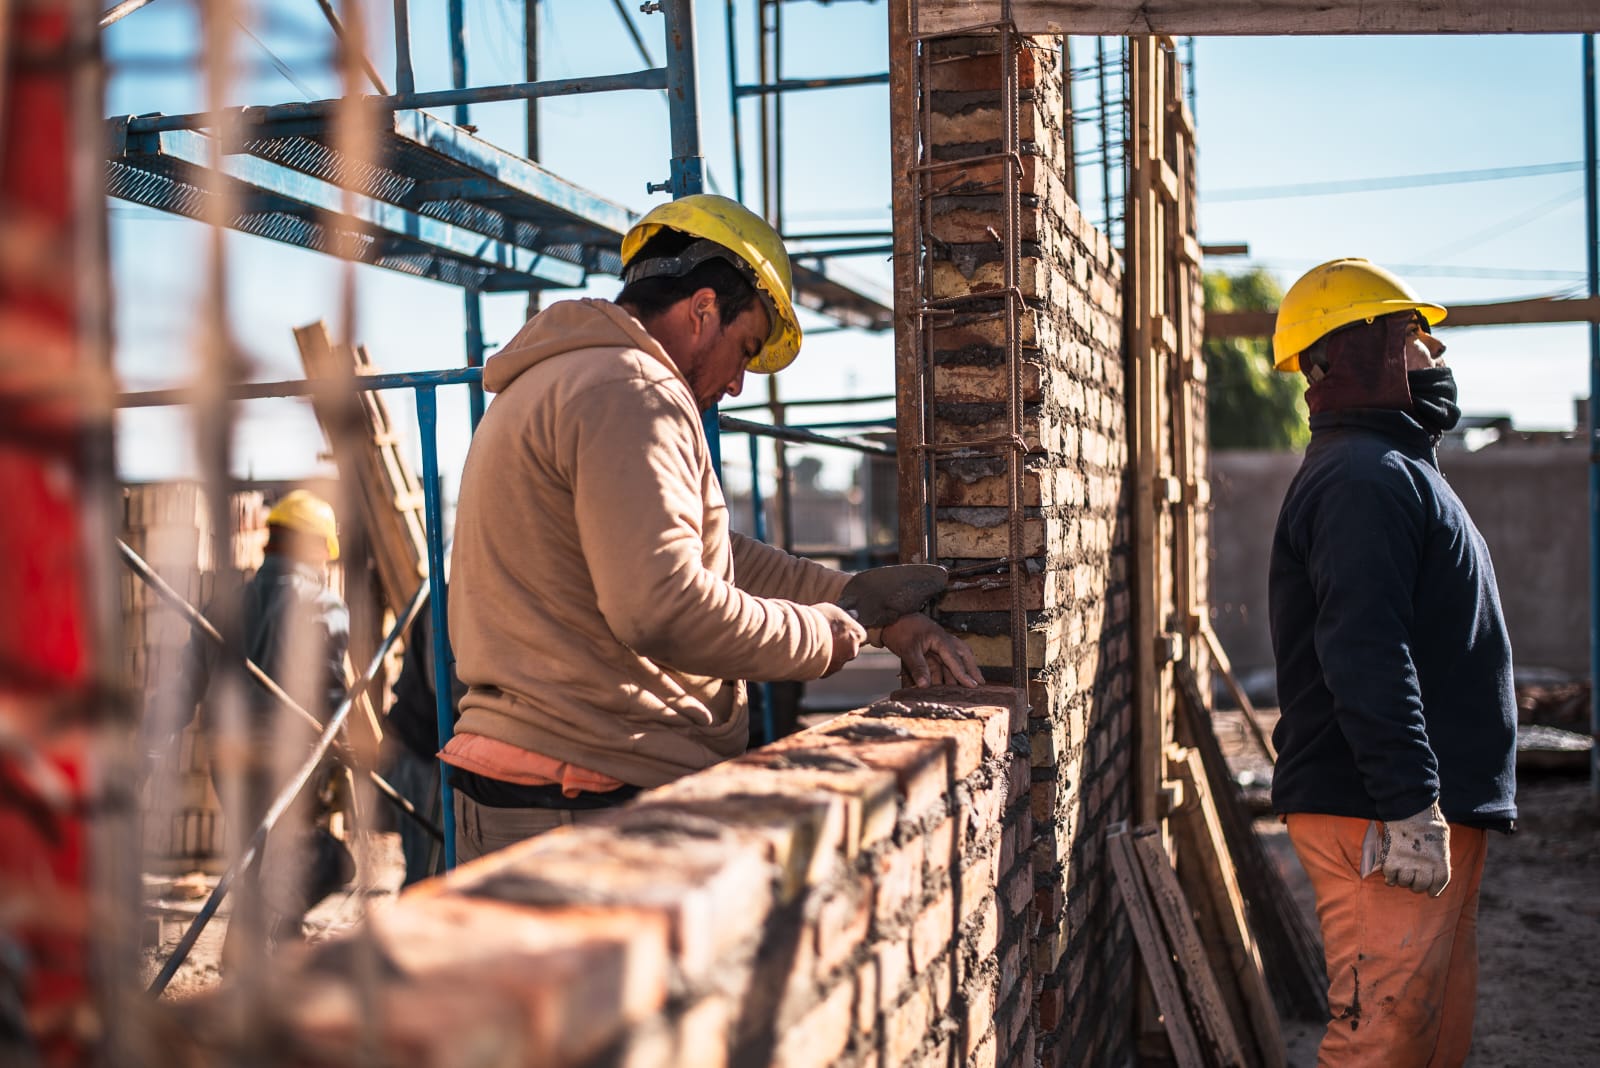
[835,562,1014,628]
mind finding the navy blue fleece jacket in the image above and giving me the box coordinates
[1268,409,1516,829]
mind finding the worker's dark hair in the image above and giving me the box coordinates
[617,228,762,326]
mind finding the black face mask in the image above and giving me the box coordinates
[1408,367,1461,436]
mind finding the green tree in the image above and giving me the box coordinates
[1204,268,1309,450]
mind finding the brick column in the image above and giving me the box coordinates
[901,30,1138,1067]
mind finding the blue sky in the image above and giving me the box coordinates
[106,4,1596,497]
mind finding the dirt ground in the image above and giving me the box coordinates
[1218,711,1600,1067]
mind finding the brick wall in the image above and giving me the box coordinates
[912,32,1137,1067]
[161,687,1036,1068]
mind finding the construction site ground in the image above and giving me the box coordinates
[1217,710,1600,1066]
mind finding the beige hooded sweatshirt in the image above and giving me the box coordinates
[448,299,851,788]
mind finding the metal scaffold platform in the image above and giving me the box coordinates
[107,96,892,325]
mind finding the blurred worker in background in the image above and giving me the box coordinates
[152,488,355,953]
[444,194,981,861]
[1267,259,1516,1066]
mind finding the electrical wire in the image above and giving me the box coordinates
[1421,186,1585,263]
[1206,162,1584,204]
[233,16,317,101]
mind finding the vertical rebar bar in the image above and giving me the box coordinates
[1097,38,1111,238]
[416,387,458,868]
[1583,33,1599,800]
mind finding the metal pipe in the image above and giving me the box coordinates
[1584,33,1599,800]
[659,0,706,199]
[781,230,892,241]
[1097,37,1112,237]
[718,414,895,456]
[116,539,443,840]
[123,69,670,134]
[148,577,431,995]
[722,392,895,413]
[725,0,745,201]
[465,287,486,429]
[744,431,777,745]
[792,243,893,259]
[115,366,483,408]
[732,72,888,96]
[448,0,468,127]
[99,0,158,29]
[392,0,415,95]
[416,387,458,868]
[314,0,389,94]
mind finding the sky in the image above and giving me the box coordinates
[104,3,1598,503]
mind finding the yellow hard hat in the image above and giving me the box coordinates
[266,489,340,561]
[621,194,802,374]
[1272,258,1447,372]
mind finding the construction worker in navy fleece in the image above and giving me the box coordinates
[1266,259,1515,1067]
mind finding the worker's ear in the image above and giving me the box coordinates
[689,287,719,340]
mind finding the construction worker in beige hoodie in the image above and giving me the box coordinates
[443,195,982,859]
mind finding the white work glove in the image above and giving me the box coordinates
[1378,800,1451,897]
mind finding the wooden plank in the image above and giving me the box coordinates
[1173,663,1328,1021]
[889,0,927,568]
[1205,295,1600,340]
[1109,825,1206,1068]
[1132,825,1250,1067]
[916,0,1600,36]
[1201,626,1277,763]
[1171,748,1287,1068]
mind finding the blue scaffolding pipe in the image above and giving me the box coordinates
[793,243,894,259]
[722,392,895,413]
[392,0,416,95]
[746,432,778,743]
[121,68,670,135]
[448,0,469,127]
[464,288,486,429]
[415,387,459,869]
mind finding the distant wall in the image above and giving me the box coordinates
[1210,445,1590,689]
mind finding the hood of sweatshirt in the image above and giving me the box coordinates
[483,298,682,394]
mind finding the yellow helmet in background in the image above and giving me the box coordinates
[1272,258,1447,372]
[267,489,340,561]
[621,194,802,374]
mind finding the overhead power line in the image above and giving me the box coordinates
[1205,162,1583,203]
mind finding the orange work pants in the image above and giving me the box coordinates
[1286,813,1487,1068]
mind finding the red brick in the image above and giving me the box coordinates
[911,886,955,974]
[774,979,854,1068]
[961,974,997,1060]
[371,897,671,1066]
[959,846,1001,922]
[966,1028,998,1068]
[872,713,989,782]
[468,817,771,988]
[1004,864,1034,919]
[1038,984,1064,1033]
[848,737,952,821]
[924,815,958,883]
[886,984,932,1066]
[875,837,926,928]
[854,957,880,1035]
[1033,883,1063,928]
[815,875,873,977]
[1007,752,1030,806]
[674,997,732,1068]
[967,774,1008,835]
[877,936,914,1011]
[971,897,1002,964]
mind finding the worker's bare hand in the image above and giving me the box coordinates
[880,613,983,688]
[815,603,867,678]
